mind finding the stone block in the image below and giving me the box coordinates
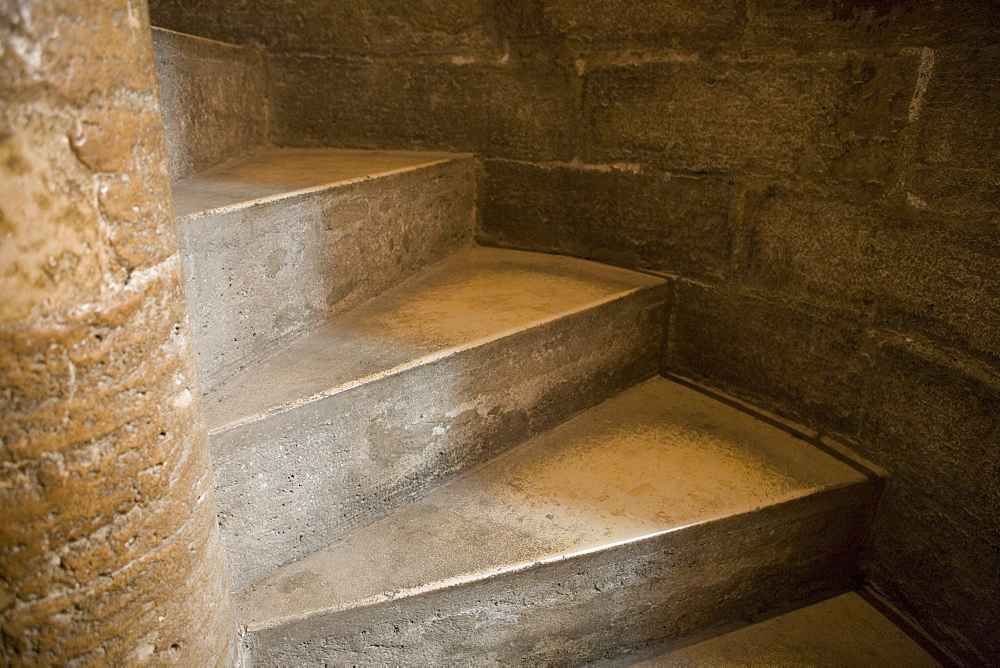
[478,159,735,281]
[744,0,1000,53]
[270,56,579,161]
[664,282,877,436]
[584,54,917,182]
[738,183,999,362]
[205,249,667,590]
[152,28,268,180]
[243,487,877,665]
[151,0,506,59]
[176,151,474,391]
[858,339,1000,666]
[544,0,744,50]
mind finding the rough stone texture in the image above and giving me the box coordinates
[174,148,474,391]
[269,55,579,160]
[665,282,878,438]
[545,0,744,51]
[241,461,876,665]
[584,54,918,180]
[205,248,667,590]
[858,340,1000,665]
[744,0,1000,53]
[130,0,1000,662]
[0,1,234,664]
[478,160,735,283]
[236,378,879,665]
[150,0,508,59]
[612,592,939,667]
[737,183,999,361]
[152,27,268,181]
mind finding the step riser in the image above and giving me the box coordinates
[152,28,267,181]
[243,482,879,665]
[213,286,668,590]
[178,159,475,391]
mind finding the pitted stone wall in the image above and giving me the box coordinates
[1,1,235,664]
[149,1,999,664]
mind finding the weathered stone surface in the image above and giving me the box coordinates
[858,340,1000,666]
[270,55,579,160]
[738,183,1000,362]
[0,1,234,663]
[626,592,939,667]
[585,54,917,180]
[478,159,735,282]
[664,282,878,437]
[545,0,744,50]
[152,27,268,181]
[744,0,1000,53]
[151,0,506,58]
[236,378,879,665]
[175,149,474,391]
[205,248,667,590]
[897,46,1000,233]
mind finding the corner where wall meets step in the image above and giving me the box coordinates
[152,26,268,180]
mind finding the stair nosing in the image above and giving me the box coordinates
[206,284,658,436]
[175,153,472,223]
[239,477,866,634]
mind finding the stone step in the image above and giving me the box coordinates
[601,592,940,667]
[173,147,475,391]
[207,246,667,590]
[152,27,267,181]
[235,377,882,666]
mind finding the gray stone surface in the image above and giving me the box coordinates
[174,148,474,391]
[237,377,880,665]
[664,281,877,438]
[478,160,734,282]
[269,56,579,160]
[207,247,667,590]
[583,54,918,180]
[607,592,939,667]
[151,27,267,181]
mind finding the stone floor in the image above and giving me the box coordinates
[601,592,941,667]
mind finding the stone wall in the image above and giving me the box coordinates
[1,1,235,664]
[149,1,999,663]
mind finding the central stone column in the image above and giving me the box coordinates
[0,1,236,664]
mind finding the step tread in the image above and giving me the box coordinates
[172,146,469,219]
[236,376,869,632]
[607,592,940,667]
[203,246,664,434]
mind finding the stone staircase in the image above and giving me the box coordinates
[153,27,886,666]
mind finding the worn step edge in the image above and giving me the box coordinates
[208,251,667,590]
[176,150,476,392]
[175,151,470,222]
[243,478,865,634]
[240,483,879,666]
[207,286,654,436]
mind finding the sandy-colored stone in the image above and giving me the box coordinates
[613,592,939,667]
[0,1,234,664]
